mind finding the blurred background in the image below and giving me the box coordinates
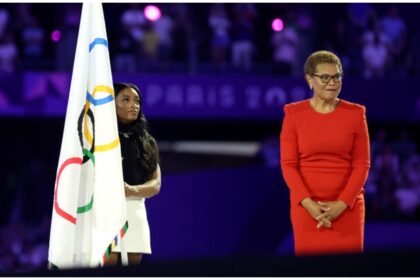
[0,2,420,273]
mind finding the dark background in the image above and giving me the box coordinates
[0,2,419,275]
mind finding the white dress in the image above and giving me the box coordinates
[113,197,151,254]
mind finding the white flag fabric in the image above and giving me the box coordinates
[48,2,128,268]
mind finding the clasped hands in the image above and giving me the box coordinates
[301,197,347,229]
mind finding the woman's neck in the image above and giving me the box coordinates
[309,96,340,113]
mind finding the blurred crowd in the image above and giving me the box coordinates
[0,3,420,77]
[0,218,49,272]
[366,129,420,221]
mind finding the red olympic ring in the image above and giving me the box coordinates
[54,157,83,224]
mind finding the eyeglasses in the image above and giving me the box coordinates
[311,73,343,83]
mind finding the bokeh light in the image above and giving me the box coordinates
[144,5,161,21]
[51,30,62,42]
[272,18,284,32]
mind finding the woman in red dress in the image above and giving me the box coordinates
[280,50,370,255]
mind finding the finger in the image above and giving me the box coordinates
[319,218,331,226]
[317,221,323,229]
[315,212,329,220]
[319,206,331,212]
[317,219,331,229]
[318,202,331,212]
[322,218,331,227]
[318,201,328,206]
[323,222,331,228]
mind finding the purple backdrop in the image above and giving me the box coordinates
[1,72,419,121]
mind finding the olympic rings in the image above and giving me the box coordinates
[54,157,83,224]
[89,38,108,52]
[78,106,95,164]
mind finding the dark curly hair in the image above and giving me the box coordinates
[304,50,343,76]
[114,82,159,180]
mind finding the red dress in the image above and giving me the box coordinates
[280,99,370,255]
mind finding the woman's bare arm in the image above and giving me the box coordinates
[124,164,161,198]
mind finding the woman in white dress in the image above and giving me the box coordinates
[106,82,161,266]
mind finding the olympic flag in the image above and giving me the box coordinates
[48,3,128,268]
